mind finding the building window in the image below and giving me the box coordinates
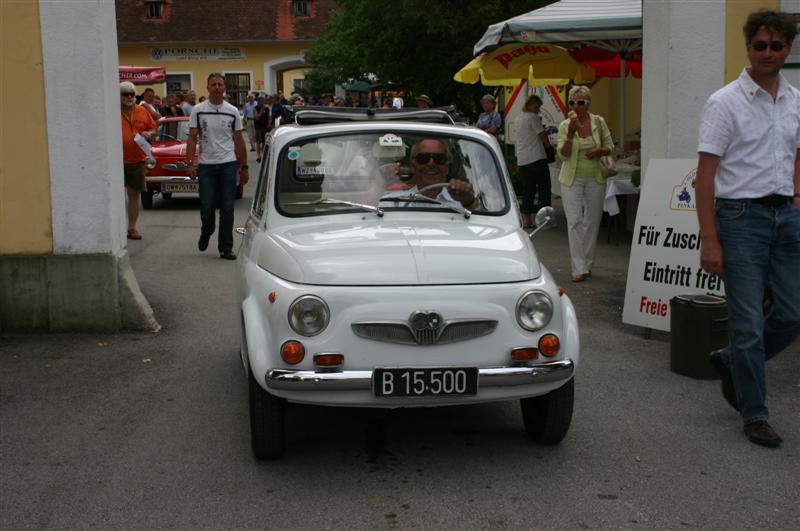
[293,0,310,17]
[146,1,164,19]
[224,73,251,108]
[293,78,306,93]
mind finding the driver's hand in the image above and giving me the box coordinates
[448,178,474,205]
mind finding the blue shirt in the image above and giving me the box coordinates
[477,111,502,136]
[243,100,257,119]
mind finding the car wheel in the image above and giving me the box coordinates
[141,191,154,210]
[235,184,244,199]
[249,369,286,460]
[520,378,574,445]
[161,192,173,200]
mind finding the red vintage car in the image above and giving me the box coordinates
[143,116,244,209]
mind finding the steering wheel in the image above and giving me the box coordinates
[416,182,449,195]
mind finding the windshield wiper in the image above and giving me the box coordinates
[378,193,471,219]
[284,197,384,217]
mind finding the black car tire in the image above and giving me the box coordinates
[161,192,173,200]
[141,190,154,210]
[249,369,286,460]
[520,377,574,445]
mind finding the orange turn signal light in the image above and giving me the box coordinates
[281,340,305,364]
[268,291,277,303]
[511,347,538,361]
[558,286,566,297]
[314,353,344,367]
[538,334,560,357]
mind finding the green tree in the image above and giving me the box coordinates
[304,0,553,115]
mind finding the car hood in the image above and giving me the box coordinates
[151,142,187,157]
[256,219,541,285]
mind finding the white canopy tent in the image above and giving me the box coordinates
[473,0,642,148]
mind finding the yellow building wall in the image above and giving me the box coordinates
[1,0,53,254]
[283,68,309,94]
[587,75,642,151]
[118,43,310,97]
[725,0,780,83]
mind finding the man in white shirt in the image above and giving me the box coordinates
[243,93,257,151]
[186,73,249,260]
[513,94,553,227]
[696,9,800,447]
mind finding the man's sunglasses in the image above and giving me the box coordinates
[121,92,136,97]
[751,40,786,52]
[415,152,448,165]
[568,99,589,106]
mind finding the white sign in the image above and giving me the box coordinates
[622,159,725,331]
[150,47,245,61]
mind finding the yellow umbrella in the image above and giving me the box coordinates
[454,43,594,86]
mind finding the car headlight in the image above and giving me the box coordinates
[516,290,553,331]
[146,158,157,169]
[288,295,330,336]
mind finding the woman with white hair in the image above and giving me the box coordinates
[556,85,614,282]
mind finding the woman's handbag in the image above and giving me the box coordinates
[545,145,556,163]
[599,154,618,178]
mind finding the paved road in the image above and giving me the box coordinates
[2,150,798,529]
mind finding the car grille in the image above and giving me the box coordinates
[351,319,497,346]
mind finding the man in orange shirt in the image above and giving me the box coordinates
[120,81,156,240]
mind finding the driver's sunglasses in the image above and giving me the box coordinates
[568,99,588,106]
[750,40,786,52]
[415,152,448,165]
[121,92,136,97]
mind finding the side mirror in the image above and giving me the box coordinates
[528,206,556,237]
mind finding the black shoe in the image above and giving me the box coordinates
[198,234,210,252]
[744,420,782,447]
[256,157,261,163]
[709,349,739,411]
[250,148,255,152]
[220,251,237,260]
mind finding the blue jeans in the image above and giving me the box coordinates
[198,161,238,253]
[716,199,800,425]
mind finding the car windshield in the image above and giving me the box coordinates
[156,120,190,142]
[276,132,508,216]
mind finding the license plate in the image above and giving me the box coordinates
[374,367,478,397]
[161,182,198,193]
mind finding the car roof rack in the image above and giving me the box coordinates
[283,106,463,126]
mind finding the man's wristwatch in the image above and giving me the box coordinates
[794,193,800,199]
[240,165,249,169]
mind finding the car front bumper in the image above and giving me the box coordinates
[267,359,573,391]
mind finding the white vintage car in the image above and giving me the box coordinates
[237,108,579,459]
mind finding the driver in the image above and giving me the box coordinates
[383,139,479,209]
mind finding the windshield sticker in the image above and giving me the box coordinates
[378,133,403,147]
[287,147,300,161]
[297,166,332,176]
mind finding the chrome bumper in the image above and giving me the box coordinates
[266,360,574,391]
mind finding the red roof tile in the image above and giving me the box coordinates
[116,0,336,43]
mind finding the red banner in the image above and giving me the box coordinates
[119,66,166,84]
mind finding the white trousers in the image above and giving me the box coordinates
[561,177,606,276]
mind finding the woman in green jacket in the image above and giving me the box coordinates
[557,85,614,282]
